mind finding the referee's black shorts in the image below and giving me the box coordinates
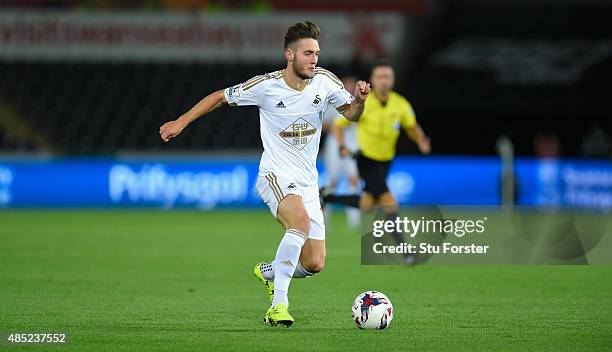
[356,152,392,198]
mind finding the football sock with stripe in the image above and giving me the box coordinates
[292,261,314,278]
[271,229,306,306]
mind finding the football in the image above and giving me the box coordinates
[352,291,394,330]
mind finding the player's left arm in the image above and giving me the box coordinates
[339,81,370,122]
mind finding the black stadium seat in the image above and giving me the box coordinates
[0,62,232,153]
[0,61,363,154]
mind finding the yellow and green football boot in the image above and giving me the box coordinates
[263,303,294,327]
[253,262,274,304]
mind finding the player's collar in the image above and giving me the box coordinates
[281,69,312,92]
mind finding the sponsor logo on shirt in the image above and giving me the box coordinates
[279,118,318,150]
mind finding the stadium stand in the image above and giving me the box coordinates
[0,61,367,155]
[0,0,610,157]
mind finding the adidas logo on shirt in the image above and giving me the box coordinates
[275,101,286,108]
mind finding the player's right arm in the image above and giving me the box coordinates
[159,75,265,142]
[159,90,227,142]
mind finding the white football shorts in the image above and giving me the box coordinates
[256,172,325,240]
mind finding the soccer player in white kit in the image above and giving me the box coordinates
[159,21,370,327]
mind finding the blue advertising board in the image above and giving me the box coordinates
[0,156,609,209]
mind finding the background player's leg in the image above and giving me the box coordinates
[321,192,360,208]
[378,191,413,263]
[359,191,376,213]
[322,138,341,225]
[273,194,310,306]
[346,174,362,229]
[322,177,336,227]
[378,191,399,215]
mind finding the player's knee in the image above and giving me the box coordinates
[304,257,325,273]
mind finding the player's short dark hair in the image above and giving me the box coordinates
[370,60,393,74]
[284,21,321,49]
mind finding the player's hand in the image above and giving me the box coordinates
[354,80,370,103]
[339,145,351,158]
[159,119,186,142]
[418,137,431,154]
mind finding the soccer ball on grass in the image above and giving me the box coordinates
[352,291,393,330]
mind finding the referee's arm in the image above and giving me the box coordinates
[405,123,431,155]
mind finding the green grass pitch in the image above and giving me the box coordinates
[1,210,611,351]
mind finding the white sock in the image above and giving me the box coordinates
[347,183,361,229]
[292,261,314,278]
[271,229,306,306]
[346,207,361,229]
[260,260,315,280]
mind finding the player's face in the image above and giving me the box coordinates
[288,38,320,80]
[370,66,394,94]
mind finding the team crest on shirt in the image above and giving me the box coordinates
[312,94,321,106]
[279,118,318,150]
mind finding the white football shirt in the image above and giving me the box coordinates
[224,67,354,190]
